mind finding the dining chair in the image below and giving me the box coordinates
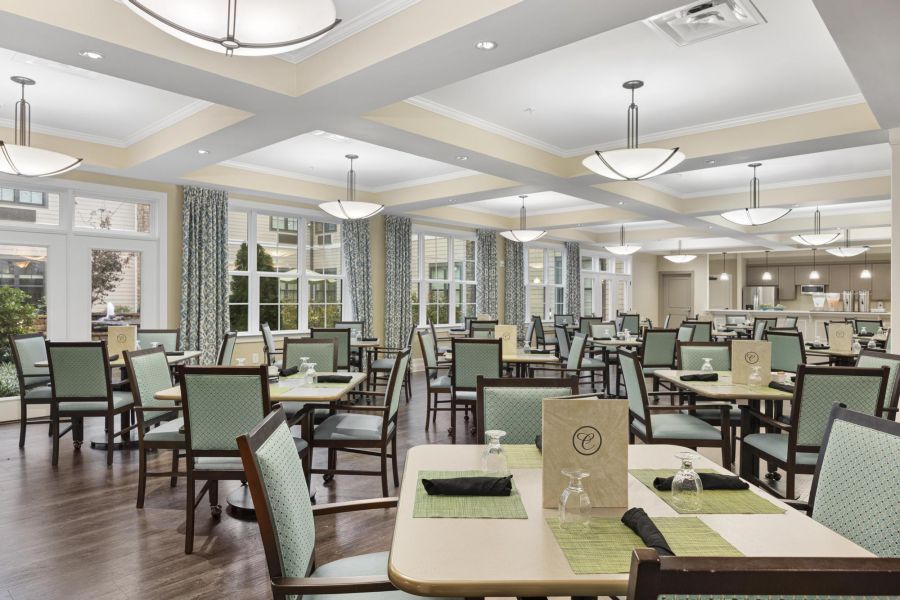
[450,338,502,443]
[627,548,900,600]
[9,332,54,448]
[855,318,884,337]
[619,349,732,466]
[180,364,306,553]
[530,315,557,351]
[725,314,746,326]
[366,325,415,401]
[237,408,448,600]
[311,348,411,496]
[310,328,351,371]
[554,324,574,359]
[856,348,900,420]
[46,341,135,467]
[279,337,338,425]
[752,316,777,340]
[640,328,677,381]
[782,315,799,329]
[766,329,807,374]
[618,313,640,335]
[590,322,617,339]
[475,376,578,444]
[124,346,183,508]
[216,331,238,366]
[137,329,180,351]
[554,313,575,327]
[469,320,497,339]
[417,328,451,431]
[676,323,696,343]
[590,321,620,394]
[427,318,450,354]
[335,320,365,370]
[538,332,605,393]
[740,364,890,499]
[683,320,712,342]
[260,322,282,367]
[578,316,604,336]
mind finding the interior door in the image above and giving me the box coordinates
[660,273,693,328]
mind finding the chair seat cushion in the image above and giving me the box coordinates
[143,418,185,443]
[453,390,476,402]
[279,401,330,422]
[23,385,52,401]
[314,413,390,441]
[691,404,742,423]
[429,375,451,390]
[194,437,307,470]
[59,391,133,413]
[370,358,395,371]
[643,367,670,375]
[582,357,606,369]
[632,413,722,440]
[743,433,819,465]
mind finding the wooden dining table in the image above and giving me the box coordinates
[388,443,870,598]
[653,369,793,402]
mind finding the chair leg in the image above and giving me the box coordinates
[391,436,400,487]
[185,474,195,554]
[170,450,179,487]
[51,405,59,467]
[380,446,389,497]
[137,448,147,508]
[209,480,220,516]
[424,391,432,432]
[18,400,26,448]
[106,415,114,467]
[450,397,457,443]
[785,469,795,500]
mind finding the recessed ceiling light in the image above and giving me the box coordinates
[617,201,625,206]
[475,40,497,51]
[705,159,716,164]
[707,225,713,230]
[455,155,468,161]
[197,149,209,155]
[79,50,104,60]
[523,107,536,114]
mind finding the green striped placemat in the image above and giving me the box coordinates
[630,469,784,515]
[413,471,528,519]
[505,445,543,469]
[547,516,742,574]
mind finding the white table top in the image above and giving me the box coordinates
[35,349,201,369]
[154,371,365,403]
[388,444,869,597]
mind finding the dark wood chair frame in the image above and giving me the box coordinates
[752,316,777,340]
[10,332,62,448]
[763,328,807,373]
[137,328,181,351]
[530,316,557,352]
[260,322,282,366]
[335,320,366,370]
[536,331,605,393]
[640,328,679,392]
[450,338,503,443]
[417,328,451,432]
[216,331,238,366]
[366,325,415,402]
[475,376,578,442]
[468,319,499,337]
[856,348,900,418]
[310,328,352,371]
[428,318,450,355]
[278,337,339,424]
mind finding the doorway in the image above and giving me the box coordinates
[659,273,693,328]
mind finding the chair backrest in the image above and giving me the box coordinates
[335,320,364,338]
[683,320,712,342]
[470,320,497,339]
[181,365,269,453]
[789,365,889,451]
[476,377,579,444]
[676,323,695,343]
[524,318,536,347]
[137,329,179,352]
[554,314,574,326]
[845,317,858,333]
[752,317,777,340]
[640,329,678,368]
[856,349,900,416]
[662,314,671,328]
[9,332,49,392]
[855,318,884,336]
[783,315,799,328]
[725,314,746,326]
[385,348,412,422]
[626,548,900,600]
[237,408,316,586]
[463,316,474,331]
[451,338,502,391]
[283,338,337,372]
[310,328,350,370]
[417,329,439,374]
[618,350,649,425]
[46,341,112,403]
[808,406,900,557]
[619,313,640,334]
[566,332,588,371]
[428,319,443,350]
[531,316,547,343]
[579,316,604,335]
[555,325,571,360]
[217,331,238,366]
[260,322,277,365]
[677,341,731,371]
[123,346,174,426]
[591,322,617,339]
[766,329,806,373]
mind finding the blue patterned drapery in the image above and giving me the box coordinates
[180,186,230,364]
[565,241,581,316]
[384,215,411,349]
[503,239,526,341]
[342,218,374,336]
[475,229,498,318]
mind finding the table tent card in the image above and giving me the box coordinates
[494,324,517,355]
[106,325,137,357]
[829,322,854,353]
[731,340,771,385]
[541,395,628,509]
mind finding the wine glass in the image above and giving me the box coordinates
[307,362,317,384]
[671,452,703,512]
[297,356,310,382]
[481,430,508,475]
[747,365,763,387]
[860,326,868,336]
[700,357,714,372]
[851,339,862,354]
[559,469,591,529]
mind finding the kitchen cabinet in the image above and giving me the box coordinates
[798,262,828,285]
[778,266,796,300]
[828,264,850,292]
[746,266,771,286]
[872,263,891,300]
[852,264,873,291]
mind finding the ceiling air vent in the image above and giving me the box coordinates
[645,0,766,46]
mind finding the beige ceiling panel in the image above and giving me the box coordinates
[596,181,681,212]
[380,173,518,207]
[409,205,513,229]
[0,125,125,169]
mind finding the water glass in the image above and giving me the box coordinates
[747,365,763,387]
[151,342,160,349]
[298,357,310,383]
[851,339,862,353]
[671,452,703,512]
[481,430,508,475]
[700,357,714,372]
[860,326,868,335]
[235,357,246,366]
[307,362,318,384]
[559,469,591,529]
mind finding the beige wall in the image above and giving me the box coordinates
[631,253,659,325]
[657,253,710,318]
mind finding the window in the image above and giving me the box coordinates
[0,244,47,333]
[0,184,60,226]
[411,231,476,326]
[580,251,632,318]
[525,246,564,319]
[0,187,47,207]
[227,205,346,333]
[74,197,152,234]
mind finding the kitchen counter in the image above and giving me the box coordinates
[707,309,889,339]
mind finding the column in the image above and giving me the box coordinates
[891,129,900,351]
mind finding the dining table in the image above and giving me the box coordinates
[805,346,860,366]
[388,443,870,598]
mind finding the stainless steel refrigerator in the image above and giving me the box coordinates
[742,286,779,310]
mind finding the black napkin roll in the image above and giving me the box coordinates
[595,336,613,341]
[422,475,513,496]
[807,343,829,349]
[530,349,553,354]
[680,373,718,382]
[108,354,120,362]
[279,366,299,377]
[165,351,185,356]
[652,472,748,491]
[317,374,353,384]
[535,435,542,451]
[361,337,379,341]
[621,507,674,556]
[768,381,794,393]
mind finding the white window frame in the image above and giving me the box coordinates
[580,251,633,319]
[524,243,565,320]
[411,228,477,327]
[228,199,349,335]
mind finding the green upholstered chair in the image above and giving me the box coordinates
[740,364,890,499]
[554,325,573,362]
[366,326,415,403]
[9,332,54,448]
[279,338,337,425]
[216,331,238,366]
[541,332,605,393]
[626,548,900,600]
[590,322,617,339]
[589,321,619,394]
[554,314,575,327]
[524,317,536,348]
[855,318,884,337]
[428,318,450,355]
[618,313,640,335]
[238,408,457,600]
[725,314,747,326]
[137,329,180,352]
[683,320,712,342]
[579,316,604,336]
[418,328,451,431]
[676,323,695,343]
[856,349,900,419]
[180,365,306,554]
[677,341,731,371]
[311,328,351,371]
[766,329,806,373]
[450,338,502,443]
[640,329,677,379]
[124,346,183,508]
[530,316,557,351]
[335,320,365,370]
[469,320,498,339]
[782,315,799,329]
[260,322,282,367]
[46,341,135,467]
[620,349,732,466]
[476,376,578,444]
[752,316,777,340]
[311,348,411,496]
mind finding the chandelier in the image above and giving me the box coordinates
[605,225,641,255]
[319,154,384,220]
[720,163,790,226]
[792,207,840,246]
[124,0,341,57]
[825,229,868,257]
[761,250,772,281]
[499,195,546,243]
[663,240,696,263]
[0,77,82,177]
[718,252,730,281]
[582,80,685,181]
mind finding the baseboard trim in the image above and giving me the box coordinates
[0,396,49,423]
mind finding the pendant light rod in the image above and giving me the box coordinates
[749,163,761,209]
[519,194,528,230]
[346,153,357,203]
[13,76,33,147]
[626,80,640,149]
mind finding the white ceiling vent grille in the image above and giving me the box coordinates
[645,0,766,46]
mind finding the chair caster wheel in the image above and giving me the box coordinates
[765,471,781,481]
[73,441,83,450]
[323,474,334,484]
[211,504,222,518]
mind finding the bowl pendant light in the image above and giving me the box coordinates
[825,229,868,257]
[809,248,821,280]
[604,224,641,255]
[664,239,696,263]
[792,206,841,246]
[0,77,82,177]
[720,163,791,226]
[124,0,341,57]
[499,195,546,243]
[319,154,384,220]
[719,251,730,281]
[582,80,685,181]
[761,250,772,281]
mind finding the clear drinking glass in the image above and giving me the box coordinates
[481,430,509,475]
[235,357,246,366]
[851,339,862,353]
[297,357,310,383]
[559,469,591,529]
[747,365,763,387]
[307,362,317,384]
[700,357,714,372]
[860,326,868,335]
[671,452,703,512]
[151,342,160,349]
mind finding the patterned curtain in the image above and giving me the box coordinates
[342,218,374,336]
[504,239,526,341]
[384,216,411,349]
[565,241,581,316]
[180,186,229,364]
[475,229,498,318]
